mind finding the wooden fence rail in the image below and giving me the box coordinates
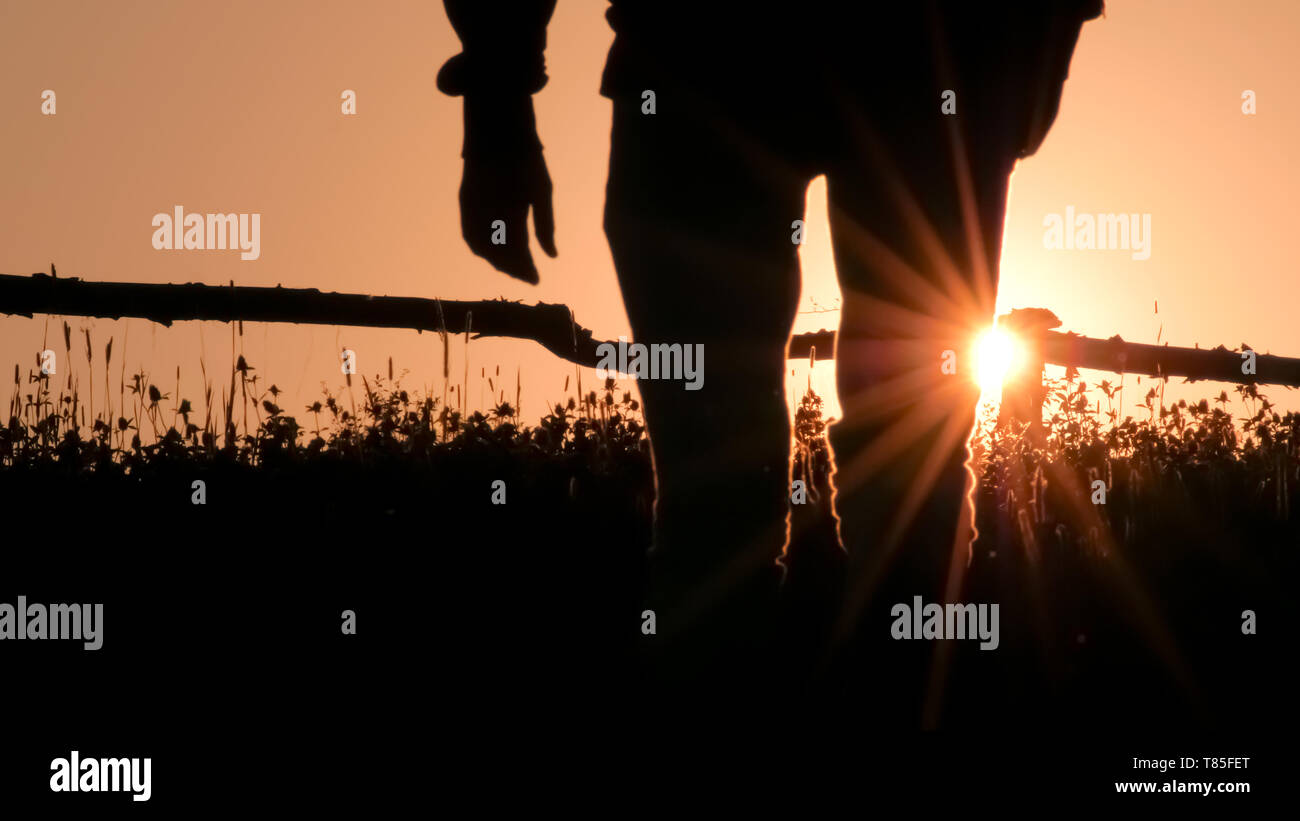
[2,272,1297,387]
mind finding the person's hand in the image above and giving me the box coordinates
[458,95,557,284]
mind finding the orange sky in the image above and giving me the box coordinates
[3,0,1298,428]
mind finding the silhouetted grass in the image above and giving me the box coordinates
[7,338,1300,553]
[3,340,1297,728]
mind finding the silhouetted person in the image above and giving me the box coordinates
[440,1,1103,702]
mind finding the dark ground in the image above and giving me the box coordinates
[1,398,1296,806]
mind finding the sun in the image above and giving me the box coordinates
[974,325,1025,396]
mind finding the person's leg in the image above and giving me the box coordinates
[604,87,811,694]
[821,81,1016,719]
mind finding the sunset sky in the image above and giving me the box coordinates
[3,0,1298,426]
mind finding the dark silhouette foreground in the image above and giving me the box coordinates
[442,0,1104,709]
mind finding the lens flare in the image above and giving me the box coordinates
[975,326,1023,396]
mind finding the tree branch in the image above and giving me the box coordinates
[2,273,1295,386]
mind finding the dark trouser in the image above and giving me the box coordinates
[821,94,1015,722]
[605,86,813,691]
[603,34,1035,709]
